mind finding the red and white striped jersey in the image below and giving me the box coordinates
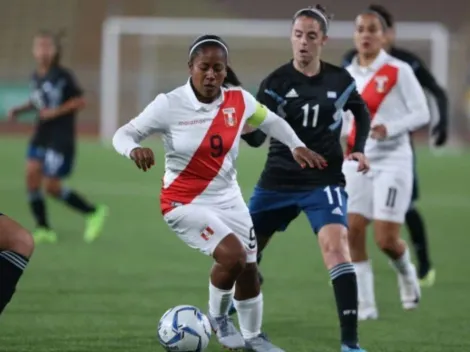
[113,81,304,215]
[346,50,430,170]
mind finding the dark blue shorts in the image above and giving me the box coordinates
[248,185,348,235]
[27,144,74,178]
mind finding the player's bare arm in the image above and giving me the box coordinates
[113,93,169,172]
[7,101,34,122]
[39,96,86,120]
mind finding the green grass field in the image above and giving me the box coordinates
[0,136,469,352]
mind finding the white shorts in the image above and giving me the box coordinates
[163,199,257,263]
[343,161,413,224]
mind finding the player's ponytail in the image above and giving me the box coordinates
[224,66,242,87]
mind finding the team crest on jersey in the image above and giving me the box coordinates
[223,107,237,127]
[374,75,389,93]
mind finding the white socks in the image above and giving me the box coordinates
[208,282,234,318]
[234,293,263,339]
[390,248,413,276]
[353,260,376,309]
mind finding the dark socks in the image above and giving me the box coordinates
[28,190,49,228]
[330,262,359,348]
[405,207,431,278]
[59,188,96,214]
[0,250,29,315]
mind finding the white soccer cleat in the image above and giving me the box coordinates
[208,313,246,350]
[358,304,379,321]
[397,263,421,310]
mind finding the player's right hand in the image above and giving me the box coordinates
[130,147,155,172]
[292,147,327,169]
[346,152,370,174]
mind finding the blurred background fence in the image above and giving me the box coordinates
[1,0,470,144]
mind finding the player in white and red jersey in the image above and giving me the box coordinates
[112,35,325,352]
[343,11,430,321]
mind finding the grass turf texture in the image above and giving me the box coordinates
[0,137,468,352]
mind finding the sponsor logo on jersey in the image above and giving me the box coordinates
[223,107,237,127]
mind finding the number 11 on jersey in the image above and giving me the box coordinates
[302,103,320,128]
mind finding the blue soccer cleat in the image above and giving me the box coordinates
[341,344,367,352]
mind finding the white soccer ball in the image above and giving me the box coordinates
[157,305,212,352]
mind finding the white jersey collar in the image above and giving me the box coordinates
[184,78,225,112]
[352,49,390,72]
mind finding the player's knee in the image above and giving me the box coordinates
[213,234,247,277]
[13,228,35,258]
[26,163,42,190]
[374,223,400,252]
[44,179,62,197]
[318,224,350,267]
[0,218,34,257]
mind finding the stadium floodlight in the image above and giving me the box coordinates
[100,17,449,143]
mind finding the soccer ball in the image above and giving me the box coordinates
[157,305,212,352]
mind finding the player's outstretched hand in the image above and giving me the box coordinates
[292,147,327,169]
[347,152,370,174]
[130,147,155,172]
[370,124,387,140]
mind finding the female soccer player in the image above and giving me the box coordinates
[342,4,444,287]
[0,212,34,317]
[242,6,370,352]
[8,30,108,244]
[343,10,430,320]
[112,34,324,352]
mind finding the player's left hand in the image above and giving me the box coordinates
[39,108,59,120]
[370,124,387,140]
[346,152,370,174]
[292,147,327,169]
[432,124,448,147]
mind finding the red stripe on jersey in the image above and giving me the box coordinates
[347,64,398,154]
[160,90,246,215]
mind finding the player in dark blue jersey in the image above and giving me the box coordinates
[341,4,444,287]
[241,6,371,352]
[8,31,108,244]
[0,212,34,318]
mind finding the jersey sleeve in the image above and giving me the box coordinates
[240,88,268,147]
[386,64,430,138]
[343,74,371,153]
[112,94,169,158]
[63,69,84,100]
[241,88,305,151]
